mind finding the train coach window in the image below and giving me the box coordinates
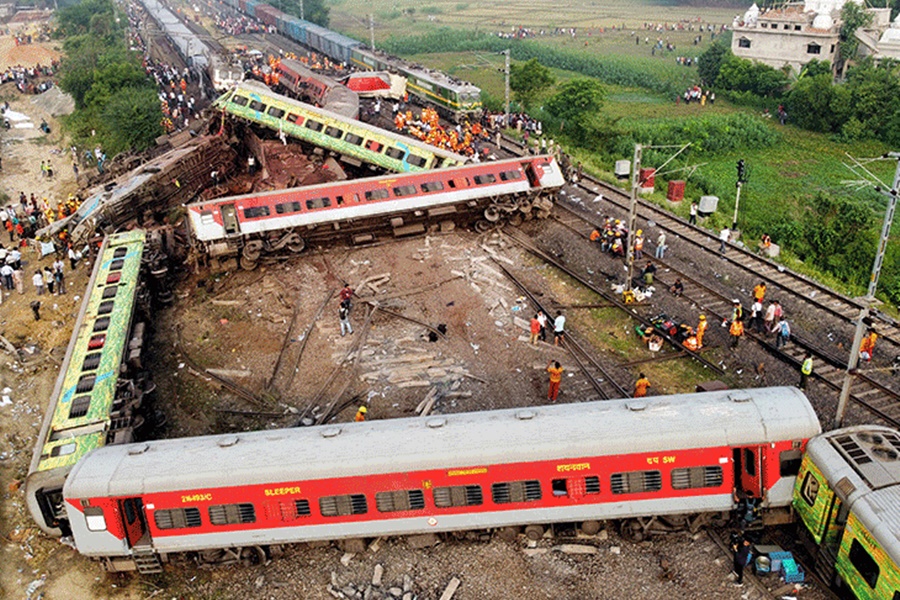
[82,352,102,371]
[275,202,302,214]
[671,466,723,490]
[344,133,363,146]
[305,120,324,132]
[248,100,267,113]
[421,181,444,193]
[265,499,312,521]
[110,259,125,270]
[209,503,257,525]
[492,480,542,504]
[335,194,359,205]
[113,247,128,258]
[306,197,332,210]
[610,470,662,495]
[779,449,803,477]
[385,147,405,160]
[267,106,285,119]
[365,189,390,202]
[76,375,96,394]
[393,185,417,197]
[474,173,497,185]
[551,476,601,497]
[376,489,426,512]
[325,126,343,138]
[319,494,368,517]
[69,395,91,419]
[231,95,249,107]
[243,206,271,219]
[98,300,115,315]
[433,485,483,508]
[155,507,202,530]
[366,140,383,153]
[49,443,75,457]
[407,154,427,168]
[84,507,107,532]
[849,539,880,589]
[199,210,215,226]
[287,113,303,124]
[499,170,522,181]
[106,272,121,284]
[101,286,118,300]
[88,334,106,350]
[93,317,111,333]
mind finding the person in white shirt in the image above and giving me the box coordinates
[32,270,44,295]
[553,311,566,346]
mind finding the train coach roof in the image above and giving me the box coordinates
[65,387,820,498]
[804,426,900,563]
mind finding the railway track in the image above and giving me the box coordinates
[549,200,900,427]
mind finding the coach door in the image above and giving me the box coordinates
[120,497,148,548]
[221,204,240,235]
[733,446,763,498]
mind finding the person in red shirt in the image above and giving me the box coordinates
[546,360,563,402]
[530,314,541,345]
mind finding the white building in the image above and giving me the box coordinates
[730,1,860,74]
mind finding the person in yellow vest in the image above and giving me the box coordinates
[634,229,644,259]
[354,406,367,422]
[729,318,744,349]
[696,314,708,348]
[800,353,813,389]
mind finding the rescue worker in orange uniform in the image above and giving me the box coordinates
[354,406,367,422]
[729,318,744,349]
[634,373,651,397]
[859,329,877,361]
[590,229,601,242]
[696,315,708,349]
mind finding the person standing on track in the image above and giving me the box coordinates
[553,310,566,346]
[732,537,752,587]
[800,353,813,389]
[689,201,698,225]
[729,318,744,349]
[530,314,541,345]
[696,314,708,348]
[546,360,563,402]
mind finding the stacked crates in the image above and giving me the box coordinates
[768,551,804,583]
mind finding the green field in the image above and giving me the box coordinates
[326,0,899,307]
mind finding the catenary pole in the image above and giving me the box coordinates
[625,144,642,291]
[834,153,900,428]
[503,49,510,127]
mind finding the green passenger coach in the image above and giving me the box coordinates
[794,426,900,600]
[214,81,466,173]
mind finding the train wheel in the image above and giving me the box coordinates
[239,545,266,567]
[508,213,524,227]
[619,519,645,542]
[524,525,544,541]
[581,520,602,536]
[242,240,263,262]
[474,219,493,233]
[484,205,501,222]
[497,526,519,542]
[287,236,306,253]
[240,255,259,271]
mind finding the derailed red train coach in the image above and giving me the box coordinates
[61,387,820,572]
[186,155,565,269]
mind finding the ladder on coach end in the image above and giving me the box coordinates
[132,544,163,574]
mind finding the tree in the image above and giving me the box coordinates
[99,87,164,155]
[509,58,554,111]
[698,42,729,87]
[839,2,873,62]
[716,54,788,97]
[799,59,832,79]
[279,0,329,27]
[786,73,849,133]
[546,78,605,125]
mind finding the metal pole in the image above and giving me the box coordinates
[834,153,900,428]
[625,144,642,291]
[504,49,510,128]
[732,181,742,231]
[370,14,375,52]
[300,0,304,21]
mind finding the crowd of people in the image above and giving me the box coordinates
[393,106,490,157]
[679,85,714,105]
[0,61,58,94]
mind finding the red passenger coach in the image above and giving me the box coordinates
[62,387,820,572]
[187,155,564,269]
